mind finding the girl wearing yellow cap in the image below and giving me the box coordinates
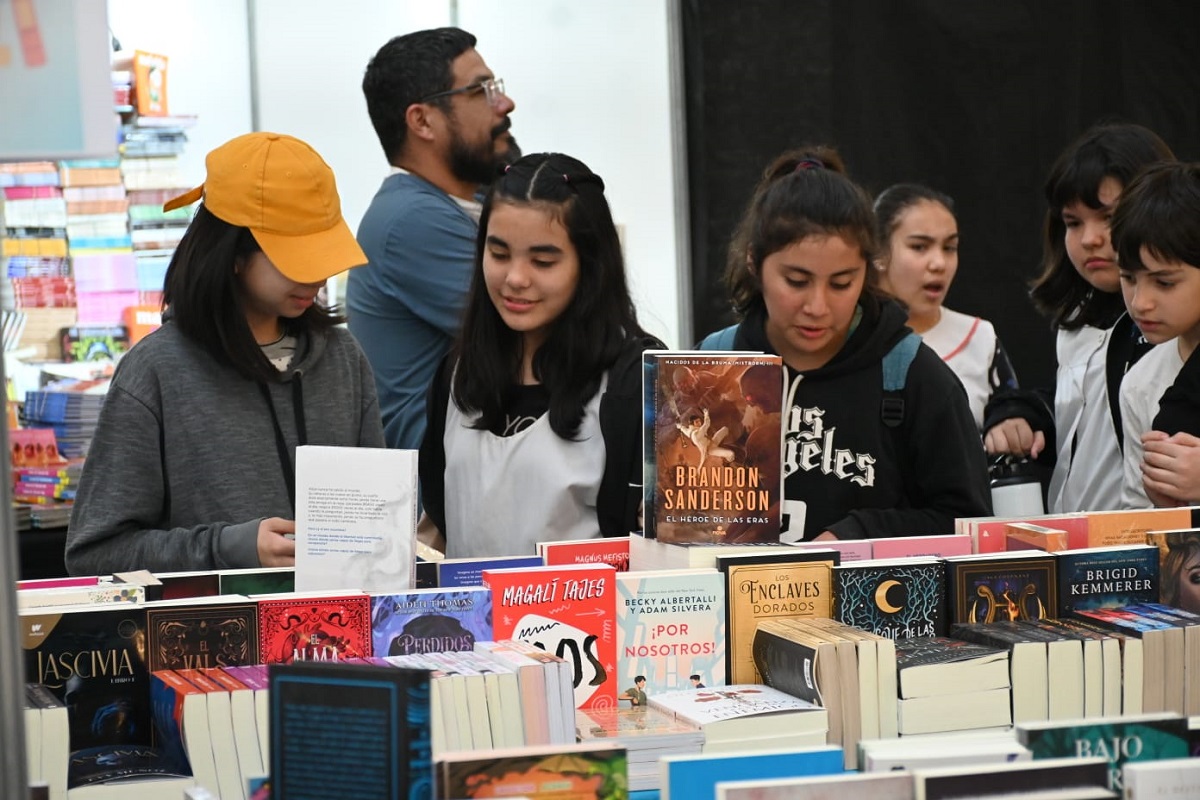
[419,152,662,558]
[65,132,384,575]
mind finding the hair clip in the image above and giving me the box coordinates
[794,158,824,172]
[503,164,513,174]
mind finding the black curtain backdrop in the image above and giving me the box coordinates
[683,0,1200,388]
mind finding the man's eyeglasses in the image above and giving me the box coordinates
[419,78,507,108]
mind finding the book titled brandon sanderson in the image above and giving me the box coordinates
[643,351,784,544]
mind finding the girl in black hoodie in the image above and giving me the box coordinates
[700,147,990,541]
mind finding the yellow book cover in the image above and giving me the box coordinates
[1087,507,1194,548]
[718,552,835,684]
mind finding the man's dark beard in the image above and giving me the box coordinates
[448,119,520,187]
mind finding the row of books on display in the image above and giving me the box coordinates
[12,515,1200,797]
[19,654,1200,800]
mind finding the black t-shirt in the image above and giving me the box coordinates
[487,384,550,437]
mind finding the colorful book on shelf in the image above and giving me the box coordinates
[615,567,726,696]
[1015,713,1191,793]
[369,586,492,657]
[144,595,259,671]
[833,556,946,638]
[643,350,784,543]
[256,592,372,664]
[483,562,618,711]
[868,534,972,559]
[1077,606,1183,715]
[437,554,544,588]
[1143,528,1200,614]
[658,744,843,800]
[1006,521,1072,553]
[270,661,433,800]
[537,535,631,572]
[19,604,184,788]
[436,741,626,800]
[1085,507,1198,548]
[715,549,837,684]
[943,550,1057,624]
[957,512,1089,553]
[1053,545,1160,618]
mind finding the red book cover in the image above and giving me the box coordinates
[538,536,631,572]
[256,593,371,664]
[483,563,618,711]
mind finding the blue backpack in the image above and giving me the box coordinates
[697,323,921,427]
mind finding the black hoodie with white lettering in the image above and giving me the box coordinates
[712,295,991,540]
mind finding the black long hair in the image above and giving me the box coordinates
[451,153,648,439]
[725,146,881,316]
[162,204,343,383]
[1029,122,1175,330]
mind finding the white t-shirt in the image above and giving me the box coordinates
[1120,339,1185,508]
[920,307,1001,429]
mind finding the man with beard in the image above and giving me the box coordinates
[350,28,519,450]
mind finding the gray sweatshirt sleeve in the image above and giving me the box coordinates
[357,347,386,448]
[64,384,262,575]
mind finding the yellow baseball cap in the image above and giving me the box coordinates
[164,132,367,283]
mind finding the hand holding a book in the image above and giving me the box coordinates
[258,517,296,566]
[1141,430,1200,506]
[984,417,1045,459]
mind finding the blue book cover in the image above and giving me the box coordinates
[369,587,492,657]
[437,555,543,588]
[270,661,433,800]
[1054,545,1160,617]
[660,745,844,800]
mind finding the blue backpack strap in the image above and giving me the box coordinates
[697,323,739,351]
[881,332,921,427]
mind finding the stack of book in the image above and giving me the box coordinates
[24,387,107,460]
[575,706,704,791]
[648,683,829,755]
[752,617,896,768]
[60,159,135,329]
[0,160,74,358]
[121,144,191,310]
[893,636,1012,735]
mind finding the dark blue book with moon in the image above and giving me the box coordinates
[834,556,946,638]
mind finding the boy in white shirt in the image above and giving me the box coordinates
[1113,162,1200,507]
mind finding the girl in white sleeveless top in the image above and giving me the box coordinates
[419,153,661,558]
[874,183,1019,430]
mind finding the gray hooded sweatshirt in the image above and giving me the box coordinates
[65,321,384,575]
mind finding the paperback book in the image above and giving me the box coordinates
[369,587,492,658]
[257,592,372,664]
[615,568,726,697]
[1053,545,1159,617]
[483,563,618,710]
[943,551,1057,624]
[294,444,418,593]
[833,556,946,639]
[271,661,433,800]
[145,596,259,672]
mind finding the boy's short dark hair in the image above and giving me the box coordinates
[1112,161,1200,272]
